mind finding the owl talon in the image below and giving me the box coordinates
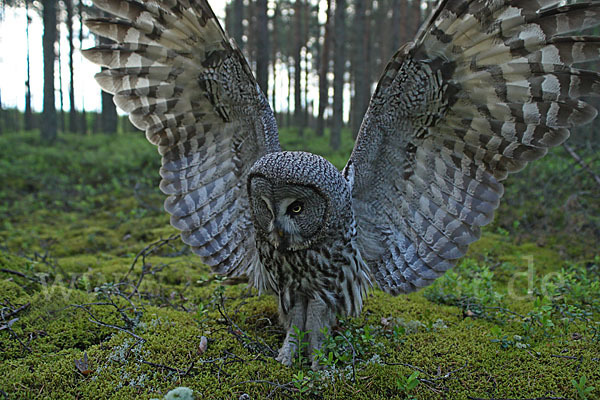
[275,336,297,367]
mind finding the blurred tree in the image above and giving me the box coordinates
[256,0,269,95]
[316,0,332,137]
[65,0,77,133]
[351,0,370,137]
[293,0,304,133]
[24,0,34,131]
[98,30,117,134]
[42,0,57,142]
[330,0,346,150]
[57,14,65,132]
[411,0,422,38]
[229,0,244,49]
[270,2,279,114]
[79,0,87,134]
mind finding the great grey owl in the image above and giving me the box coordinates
[84,0,600,367]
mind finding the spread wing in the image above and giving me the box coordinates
[346,0,600,294]
[83,0,280,277]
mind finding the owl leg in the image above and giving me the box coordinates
[305,298,336,370]
[275,298,308,367]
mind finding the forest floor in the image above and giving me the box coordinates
[0,130,598,400]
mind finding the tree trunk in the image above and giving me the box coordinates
[42,0,57,142]
[411,0,422,38]
[271,3,279,118]
[331,0,346,150]
[316,0,332,137]
[303,0,310,129]
[391,0,402,51]
[287,57,292,128]
[232,0,244,50]
[66,0,77,133]
[351,0,370,137]
[293,0,304,133]
[256,0,269,96]
[247,0,256,68]
[99,34,117,134]
[79,0,87,134]
[57,16,65,133]
[24,0,34,131]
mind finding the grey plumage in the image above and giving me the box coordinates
[83,0,600,367]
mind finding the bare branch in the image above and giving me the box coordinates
[563,143,600,188]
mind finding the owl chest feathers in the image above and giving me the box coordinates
[253,228,371,318]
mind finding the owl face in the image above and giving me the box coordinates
[248,177,328,251]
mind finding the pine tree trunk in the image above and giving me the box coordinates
[303,0,310,129]
[99,34,117,134]
[293,0,303,133]
[42,0,57,142]
[247,0,256,69]
[330,0,346,150]
[316,0,332,137]
[24,0,34,131]
[351,0,370,137]
[411,0,421,37]
[79,0,87,134]
[232,0,244,50]
[271,3,279,120]
[287,60,292,128]
[256,0,269,96]
[66,0,77,133]
[391,0,402,51]
[57,17,65,133]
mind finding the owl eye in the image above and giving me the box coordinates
[287,201,303,215]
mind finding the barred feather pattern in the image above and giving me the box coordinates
[347,0,600,294]
[83,0,280,277]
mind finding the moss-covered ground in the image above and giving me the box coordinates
[0,130,598,399]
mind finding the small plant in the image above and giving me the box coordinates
[292,370,310,395]
[572,375,595,400]
[291,325,310,367]
[396,371,420,398]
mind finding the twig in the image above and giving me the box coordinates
[550,354,578,360]
[428,362,468,382]
[0,302,30,321]
[383,361,427,374]
[216,295,276,357]
[66,304,145,342]
[0,268,39,283]
[4,319,33,353]
[484,307,526,320]
[338,331,357,382]
[124,234,180,299]
[562,143,600,188]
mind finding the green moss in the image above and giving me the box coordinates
[1,131,598,399]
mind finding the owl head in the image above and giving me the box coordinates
[248,151,352,252]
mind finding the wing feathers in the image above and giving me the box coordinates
[348,0,600,294]
[84,0,280,277]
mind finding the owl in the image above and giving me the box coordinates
[84,0,600,367]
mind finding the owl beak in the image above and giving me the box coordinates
[269,221,287,249]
